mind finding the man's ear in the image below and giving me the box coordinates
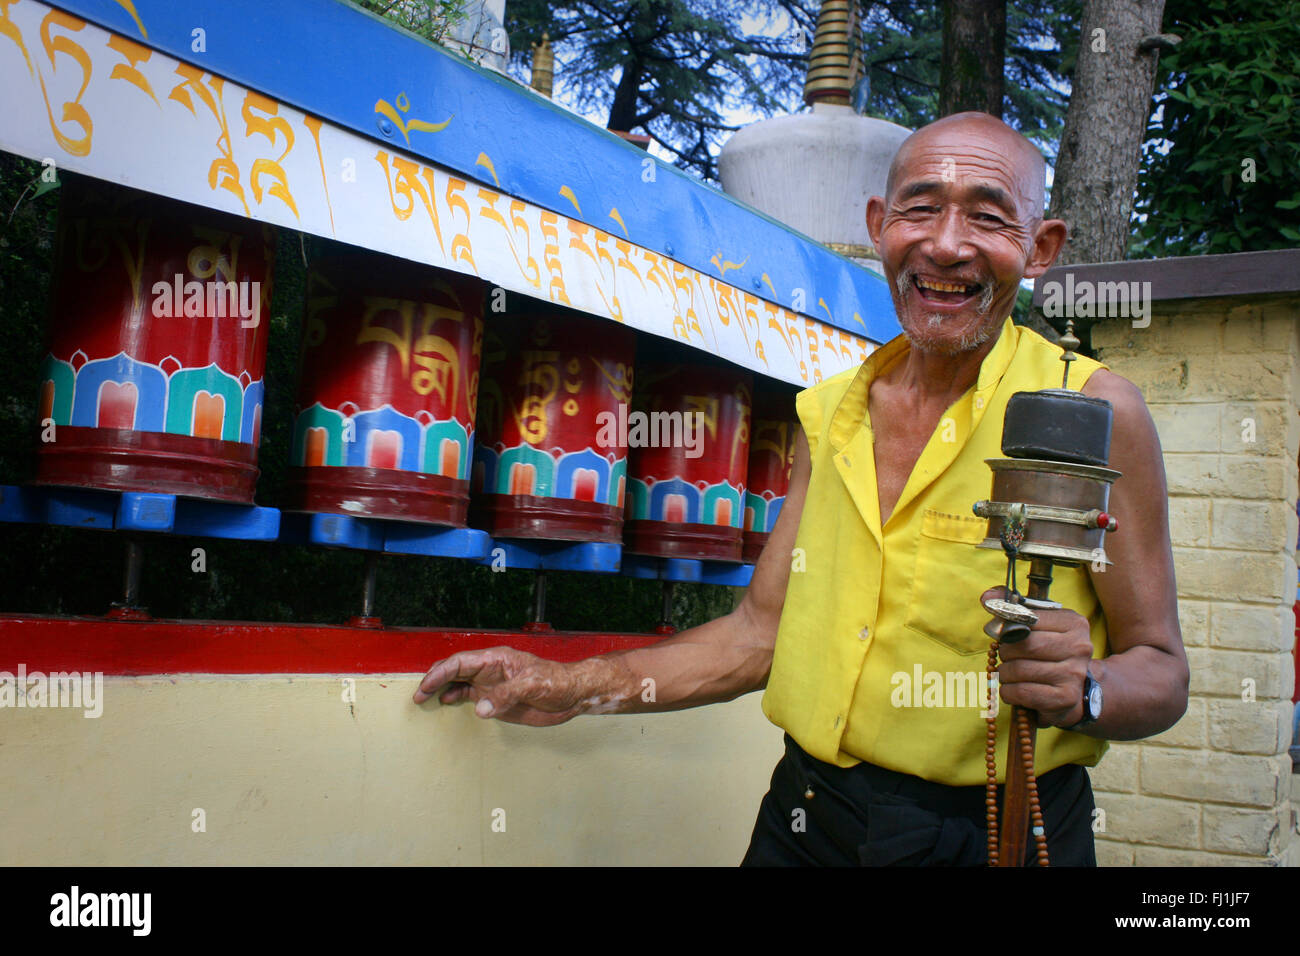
[1023,218,1068,279]
[866,195,885,248]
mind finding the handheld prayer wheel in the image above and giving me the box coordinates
[470,304,635,542]
[743,386,798,563]
[34,176,275,503]
[971,322,1120,867]
[285,253,483,525]
[623,362,752,562]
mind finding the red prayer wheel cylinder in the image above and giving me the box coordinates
[742,386,798,563]
[623,362,752,562]
[285,253,483,525]
[34,176,275,503]
[470,308,635,542]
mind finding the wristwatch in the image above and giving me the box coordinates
[1064,669,1102,732]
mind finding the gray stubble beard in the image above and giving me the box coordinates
[892,264,1001,356]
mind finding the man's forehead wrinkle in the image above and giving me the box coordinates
[903,155,1020,184]
[893,160,1037,215]
[895,178,1016,208]
[888,121,1046,211]
[906,144,1040,191]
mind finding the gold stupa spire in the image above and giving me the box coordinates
[803,0,862,107]
[530,33,554,99]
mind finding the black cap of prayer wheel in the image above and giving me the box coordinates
[1000,321,1113,467]
[1001,389,1113,466]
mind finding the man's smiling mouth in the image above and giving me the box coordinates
[913,275,984,306]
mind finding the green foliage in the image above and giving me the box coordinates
[0,162,733,632]
[1132,1,1300,256]
[1011,283,1034,324]
[854,2,944,130]
[353,0,472,50]
[506,0,817,179]
[504,1,1080,181]
[857,1,1079,158]
[0,153,57,491]
[1002,0,1080,155]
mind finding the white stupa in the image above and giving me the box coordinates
[719,0,911,274]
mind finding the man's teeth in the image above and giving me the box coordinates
[917,278,976,294]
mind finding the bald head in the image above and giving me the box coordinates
[865,110,1068,357]
[885,112,1047,220]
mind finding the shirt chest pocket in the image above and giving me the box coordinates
[904,509,1001,656]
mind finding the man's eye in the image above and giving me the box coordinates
[976,213,1005,224]
[905,205,937,214]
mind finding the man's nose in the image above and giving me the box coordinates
[926,207,974,265]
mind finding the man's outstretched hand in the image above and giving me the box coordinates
[413,648,616,726]
[980,586,1094,730]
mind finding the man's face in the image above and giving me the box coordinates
[866,122,1054,357]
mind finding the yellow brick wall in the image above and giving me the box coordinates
[1091,295,1299,865]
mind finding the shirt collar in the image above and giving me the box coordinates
[827,316,1019,453]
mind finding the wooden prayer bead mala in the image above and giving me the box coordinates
[984,636,1050,867]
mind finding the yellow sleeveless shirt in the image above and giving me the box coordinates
[762,317,1110,786]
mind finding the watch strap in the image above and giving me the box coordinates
[1063,671,1100,732]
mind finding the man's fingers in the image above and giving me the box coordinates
[981,586,1078,634]
[996,628,1091,662]
[998,656,1082,686]
[413,651,491,703]
[439,684,470,705]
[999,685,1078,726]
[411,647,580,728]
[417,654,465,694]
[412,648,531,717]
[980,586,1009,605]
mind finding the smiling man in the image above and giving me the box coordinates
[413,112,1188,866]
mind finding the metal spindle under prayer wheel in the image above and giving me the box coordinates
[108,537,150,620]
[656,581,676,635]
[523,570,550,632]
[350,553,382,629]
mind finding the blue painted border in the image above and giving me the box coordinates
[49,0,900,345]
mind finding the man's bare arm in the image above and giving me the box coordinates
[995,369,1189,738]
[412,428,812,725]
[1078,369,1188,737]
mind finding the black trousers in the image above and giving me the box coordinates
[741,735,1097,866]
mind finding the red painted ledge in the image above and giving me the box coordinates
[0,614,667,675]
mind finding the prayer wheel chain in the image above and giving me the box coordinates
[985,639,1050,867]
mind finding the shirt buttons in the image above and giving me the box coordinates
[859,626,870,640]
[843,455,851,467]
[974,396,985,409]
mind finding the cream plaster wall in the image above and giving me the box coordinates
[0,677,785,865]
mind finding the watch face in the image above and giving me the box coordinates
[1088,681,1103,718]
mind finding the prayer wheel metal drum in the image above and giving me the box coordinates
[34,177,275,503]
[976,380,1121,566]
[975,458,1120,566]
[623,363,752,562]
[285,254,483,525]
[470,309,635,542]
[743,386,798,563]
